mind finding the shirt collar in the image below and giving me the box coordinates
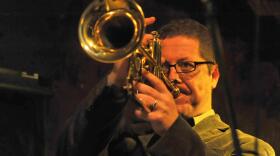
[193,109,215,125]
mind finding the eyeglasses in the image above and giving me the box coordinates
[162,61,215,74]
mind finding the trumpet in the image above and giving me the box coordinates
[78,0,180,97]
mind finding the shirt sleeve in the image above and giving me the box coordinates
[56,76,129,156]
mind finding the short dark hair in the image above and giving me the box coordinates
[158,19,216,64]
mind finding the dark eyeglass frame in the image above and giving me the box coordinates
[162,61,215,74]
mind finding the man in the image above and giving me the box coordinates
[57,18,275,156]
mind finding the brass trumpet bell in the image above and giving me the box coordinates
[78,0,145,63]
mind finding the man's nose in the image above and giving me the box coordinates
[168,67,182,83]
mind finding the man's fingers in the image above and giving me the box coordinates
[134,93,153,113]
[142,34,154,47]
[134,81,163,100]
[144,16,156,27]
[134,93,164,112]
[142,69,170,93]
[134,108,163,122]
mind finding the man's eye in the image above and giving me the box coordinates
[179,62,194,68]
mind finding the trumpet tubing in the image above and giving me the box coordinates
[78,0,180,97]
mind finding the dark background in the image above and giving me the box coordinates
[0,0,279,156]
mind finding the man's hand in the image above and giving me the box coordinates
[107,17,156,86]
[134,70,179,136]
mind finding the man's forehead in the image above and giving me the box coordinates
[161,56,194,62]
[161,36,199,48]
[161,36,201,54]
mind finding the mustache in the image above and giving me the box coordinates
[170,79,192,95]
[174,85,191,95]
[180,88,191,95]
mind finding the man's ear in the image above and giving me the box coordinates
[211,64,220,89]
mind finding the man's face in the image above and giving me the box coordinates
[161,36,219,118]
